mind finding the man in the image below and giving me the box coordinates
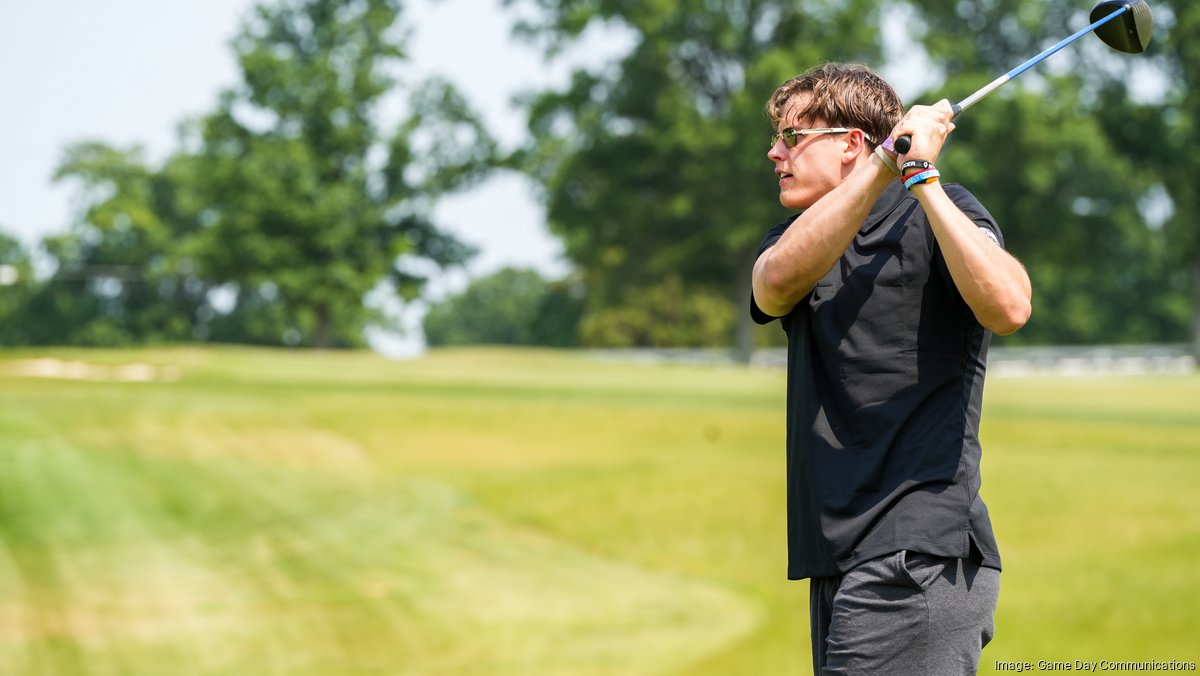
[750,63,1032,674]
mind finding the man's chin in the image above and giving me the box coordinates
[779,193,811,210]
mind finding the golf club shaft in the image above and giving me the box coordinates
[892,4,1130,154]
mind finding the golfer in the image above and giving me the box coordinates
[751,62,1032,674]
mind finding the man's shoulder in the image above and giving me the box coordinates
[940,182,983,206]
[756,213,801,253]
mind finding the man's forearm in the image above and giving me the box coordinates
[752,155,896,317]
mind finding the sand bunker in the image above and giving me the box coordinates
[1,358,181,382]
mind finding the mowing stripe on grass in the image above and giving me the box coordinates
[0,435,760,675]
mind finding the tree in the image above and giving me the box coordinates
[508,0,888,359]
[513,0,1197,354]
[185,0,494,347]
[19,0,495,349]
[1116,0,1200,357]
[0,232,38,345]
[30,143,213,346]
[423,267,583,347]
[578,276,736,348]
[908,0,1192,348]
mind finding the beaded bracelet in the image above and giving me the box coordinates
[903,169,940,191]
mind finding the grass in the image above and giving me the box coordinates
[0,346,1196,675]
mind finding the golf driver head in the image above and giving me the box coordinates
[1090,0,1153,53]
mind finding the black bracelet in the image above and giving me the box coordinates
[900,159,934,173]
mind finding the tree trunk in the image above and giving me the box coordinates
[314,301,332,349]
[732,248,757,365]
[1191,261,1200,362]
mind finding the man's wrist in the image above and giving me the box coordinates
[874,144,900,175]
[864,155,900,193]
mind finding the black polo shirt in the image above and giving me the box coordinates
[752,181,1003,580]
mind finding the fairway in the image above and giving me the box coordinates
[0,347,1196,675]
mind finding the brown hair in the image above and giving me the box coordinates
[766,63,903,147]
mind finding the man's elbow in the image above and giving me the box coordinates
[986,296,1032,336]
[753,262,803,318]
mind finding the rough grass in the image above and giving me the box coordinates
[0,347,1195,675]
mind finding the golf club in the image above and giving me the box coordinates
[892,0,1153,154]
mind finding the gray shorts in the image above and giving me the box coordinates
[810,550,1000,675]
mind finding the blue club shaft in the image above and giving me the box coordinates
[892,4,1131,154]
[955,5,1130,114]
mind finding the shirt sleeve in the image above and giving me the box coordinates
[749,216,799,325]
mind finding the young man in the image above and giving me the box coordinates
[750,63,1032,674]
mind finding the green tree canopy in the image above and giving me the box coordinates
[423,267,584,347]
[1112,0,1200,356]
[509,0,1197,354]
[0,232,38,345]
[509,0,889,358]
[909,0,1191,347]
[578,276,736,348]
[36,143,210,346]
[185,0,495,347]
[13,0,497,349]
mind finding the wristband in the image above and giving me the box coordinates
[874,145,900,175]
[903,169,940,190]
[900,159,934,175]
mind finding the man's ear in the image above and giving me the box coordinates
[842,130,869,165]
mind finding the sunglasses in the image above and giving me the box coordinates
[770,127,874,148]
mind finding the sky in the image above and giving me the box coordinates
[0,0,633,354]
